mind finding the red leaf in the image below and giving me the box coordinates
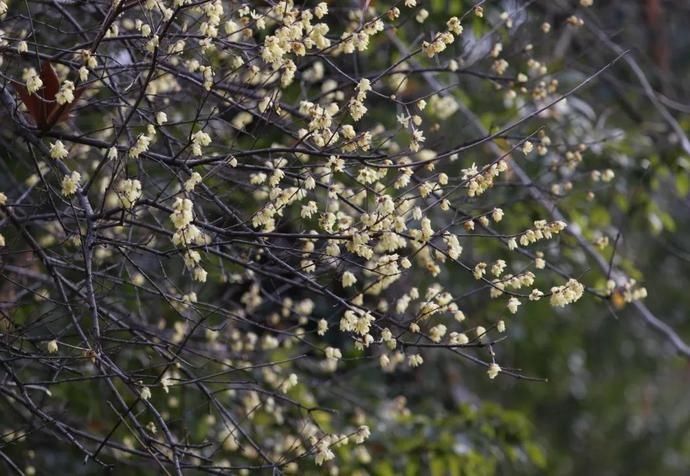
[35,62,61,127]
[39,62,60,102]
[13,62,86,131]
[11,80,48,129]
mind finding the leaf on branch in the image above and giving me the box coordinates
[11,61,86,131]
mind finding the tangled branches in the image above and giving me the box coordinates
[0,0,677,474]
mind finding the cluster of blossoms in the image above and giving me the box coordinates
[190,130,211,156]
[56,80,75,105]
[60,171,80,197]
[349,78,371,122]
[116,179,142,209]
[169,197,210,282]
[0,0,658,471]
[129,125,156,159]
[508,220,568,250]
[428,94,460,120]
[607,278,648,304]
[550,279,586,307]
[310,424,371,466]
[298,100,340,148]
[422,16,463,58]
[462,160,510,197]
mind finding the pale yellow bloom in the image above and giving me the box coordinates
[61,171,81,196]
[487,363,501,379]
[47,340,59,353]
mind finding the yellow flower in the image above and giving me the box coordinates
[408,354,423,367]
[342,271,357,288]
[47,340,59,353]
[61,171,81,196]
[140,386,152,401]
[487,363,501,379]
[507,297,521,314]
[22,68,43,94]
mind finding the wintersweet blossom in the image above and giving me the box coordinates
[475,326,486,339]
[22,68,43,94]
[129,133,153,159]
[61,172,81,196]
[487,363,501,379]
[450,332,469,345]
[530,289,545,301]
[473,263,487,280]
[314,2,328,18]
[56,81,75,105]
[491,260,507,277]
[354,425,371,444]
[507,297,521,314]
[429,324,447,343]
[161,375,173,394]
[47,340,59,353]
[184,172,202,192]
[444,233,462,259]
[117,179,142,209]
[550,279,584,307]
[280,373,298,393]
[191,130,212,156]
[140,386,152,401]
[193,267,208,283]
[170,198,194,229]
[342,271,357,288]
[408,354,423,367]
[447,17,463,35]
[314,439,335,466]
[49,141,68,160]
[325,347,342,360]
[301,201,318,219]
